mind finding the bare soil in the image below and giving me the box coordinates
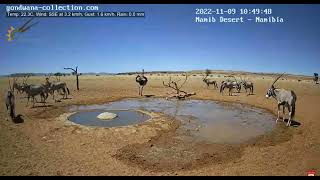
[0,74,319,175]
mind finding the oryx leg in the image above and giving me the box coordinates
[32,96,35,108]
[26,95,30,107]
[276,104,281,123]
[52,90,55,100]
[63,88,67,99]
[42,94,47,106]
[282,105,286,122]
[222,86,225,95]
[42,93,47,103]
[287,106,292,127]
[63,88,66,99]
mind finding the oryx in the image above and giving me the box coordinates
[44,75,70,100]
[231,77,242,93]
[22,75,48,107]
[12,77,24,94]
[220,77,241,96]
[202,74,218,89]
[5,77,15,120]
[23,84,48,107]
[240,77,254,95]
[266,73,297,127]
[136,69,148,96]
[220,80,240,96]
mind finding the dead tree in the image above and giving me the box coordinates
[162,73,196,100]
[64,66,79,90]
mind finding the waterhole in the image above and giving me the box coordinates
[69,98,276,144]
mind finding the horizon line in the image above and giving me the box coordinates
[0,69,314,77]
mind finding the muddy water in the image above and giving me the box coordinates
[68,110,150,127]
[69,98,276,144]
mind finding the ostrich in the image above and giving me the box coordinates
[314,73,318,84]
[136,69,148,96]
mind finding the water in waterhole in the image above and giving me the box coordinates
[68,98,276,144]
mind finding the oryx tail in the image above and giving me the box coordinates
[291,91,297,118]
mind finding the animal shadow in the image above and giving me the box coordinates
[283,119,301,127]
[31,104,53,108]
[144,94,155,98]
[12,114,24,124]
[61,97,72,100]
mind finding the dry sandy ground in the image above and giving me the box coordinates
[0,74,319,176]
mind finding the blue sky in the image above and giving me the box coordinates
[0,4,319,75]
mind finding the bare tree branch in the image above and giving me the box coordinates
[64,68,76,72]
[64,66,79,90]
[163,73,195,100]
[178,73,188,90]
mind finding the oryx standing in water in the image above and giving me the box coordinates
[5,78,15,120]
[136,69,148,96]
[266,73,297,127]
